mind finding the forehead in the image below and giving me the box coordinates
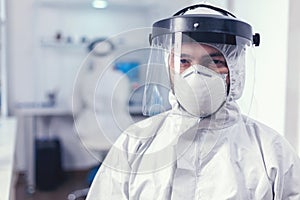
[180,42,223,57]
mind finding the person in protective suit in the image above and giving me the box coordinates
[86,4,300,199]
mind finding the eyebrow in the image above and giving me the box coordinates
[180,52,224,59]
[202,52,225,61]
[206,52,224,58]
[180,53,194,59]
[203,52,224,58]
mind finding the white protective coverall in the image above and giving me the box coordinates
[86,4,300,200]
[87,91,300,199]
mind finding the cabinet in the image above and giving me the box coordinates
[0,117,18,199]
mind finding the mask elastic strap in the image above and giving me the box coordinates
[173,4,236,18]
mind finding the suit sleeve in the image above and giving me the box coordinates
[86,135,132,200]
[271,136,300,200]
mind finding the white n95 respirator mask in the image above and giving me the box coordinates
[173,65,227,117]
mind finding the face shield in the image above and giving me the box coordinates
[143,4,260,117]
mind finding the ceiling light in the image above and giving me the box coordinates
[92,0,108,9]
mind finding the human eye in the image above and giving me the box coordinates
[200,57,227,73]
[212,59,227,68]
[206,56,227,70]
[180,58,191,65]
[180,58,192,70]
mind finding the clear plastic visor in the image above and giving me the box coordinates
[143,31,255,117]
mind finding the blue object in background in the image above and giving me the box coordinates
[114,61,140,83]
[87,165,101,186]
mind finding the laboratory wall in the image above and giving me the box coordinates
[285,0,300,152]
[6,0,193,171]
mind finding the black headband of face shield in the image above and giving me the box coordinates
[150,4,260,47]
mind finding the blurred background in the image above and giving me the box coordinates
[0,0,300,199]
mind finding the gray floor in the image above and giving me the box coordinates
[15,170,90,200]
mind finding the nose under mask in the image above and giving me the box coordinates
[173,65,227,117]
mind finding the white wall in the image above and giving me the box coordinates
[7,0,36,108]
[285,0,300,153]
[147,1,193,23]
[8,0,195,170]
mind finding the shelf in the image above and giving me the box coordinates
[40,40,88,49]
